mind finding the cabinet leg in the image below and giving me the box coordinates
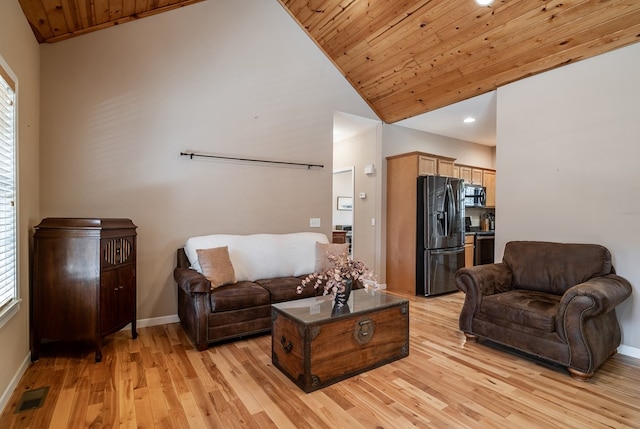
[95,337,103,363]
[31,340,40,362]
[131,319,138,340]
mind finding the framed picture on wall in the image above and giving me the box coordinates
[337,196,353,211]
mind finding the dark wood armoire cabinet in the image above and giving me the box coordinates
[32,218,137,362]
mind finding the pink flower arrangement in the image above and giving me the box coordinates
[297,252,375,298]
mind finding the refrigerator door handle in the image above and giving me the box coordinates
[446,181,455,237]
[429,247,464,255]
[441,207,448,237]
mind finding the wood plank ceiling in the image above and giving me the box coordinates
[17,0,640,123]
[17,0,204,44]
[278,0,640,123]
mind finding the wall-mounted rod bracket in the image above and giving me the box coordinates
[180,152,323,170]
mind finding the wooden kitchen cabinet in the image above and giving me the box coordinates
[437,159,455,177]
[464,235,475,267]
[459,165,484,185]
[416,153,456,176]
[471,168,484,185]
[32,218,137,362]
[483,169,496,207]
[386,153,421,296]
[459,166,472,183]
[418,155,438,176]
[386,152,456,296]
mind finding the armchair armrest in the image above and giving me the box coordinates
[557,274,632,373]
[455,263,513,333]
[455,262,513,297]
[174,267,211,294]
[558,274,632,326]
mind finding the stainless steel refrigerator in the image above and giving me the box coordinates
[416,175,465,296]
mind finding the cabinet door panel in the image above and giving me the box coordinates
[100,265,136,335]
[471,168,484,185]
[459,166,472,183]
[118,265,136,323]
[438,159,454,177]
[418,156,437,176]
[464,235,475,268]
[483,170,496,207]
[35,237,99,340]
[100,269,120,335]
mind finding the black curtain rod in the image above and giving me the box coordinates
[180,152,324,170]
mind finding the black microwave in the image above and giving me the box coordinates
[464,184,486,208]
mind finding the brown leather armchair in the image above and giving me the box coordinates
[455,241,632,380]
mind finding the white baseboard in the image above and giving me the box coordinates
[121,314,180,331]
[0,352,31,415]
[618,344,640,359]
[137,314,180,328]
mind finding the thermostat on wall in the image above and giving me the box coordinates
[364,164,375,175]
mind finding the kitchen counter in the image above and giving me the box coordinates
[466,228,494,236]
[475,230,495,236]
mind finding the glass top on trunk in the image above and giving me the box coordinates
[272,289,408,324]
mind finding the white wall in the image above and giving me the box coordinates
[0,0,40,412]
[39,0,377,321]
[382,124,496,168]
[496,42,640,352]
[334,124,380,271]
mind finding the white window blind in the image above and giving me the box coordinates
[0,65,16,316]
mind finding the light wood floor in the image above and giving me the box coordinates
[2,292,639,428]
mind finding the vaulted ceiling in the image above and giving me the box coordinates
[278,0,640,123]
[17,0,640,124]
[17,0,204,43]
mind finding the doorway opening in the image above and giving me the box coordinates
[332,167,354,256]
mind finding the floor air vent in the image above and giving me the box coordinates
[14,387,49,413]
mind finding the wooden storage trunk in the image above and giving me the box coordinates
[271,290,409,393]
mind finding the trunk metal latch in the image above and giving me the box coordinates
[354,318,375,344]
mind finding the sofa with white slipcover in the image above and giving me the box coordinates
[174,232,348,350]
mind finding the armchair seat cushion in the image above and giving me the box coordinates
[481,290,561,333]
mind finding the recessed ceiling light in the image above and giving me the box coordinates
[463,117,476,123]
[475,0,494,6]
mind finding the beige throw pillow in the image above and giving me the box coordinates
[315,242,350,273]
[197,246,237,289]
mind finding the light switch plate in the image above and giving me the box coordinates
[310,218,321,227]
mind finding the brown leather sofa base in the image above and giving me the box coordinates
[175,248,323,351]
[455,241,632,381]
